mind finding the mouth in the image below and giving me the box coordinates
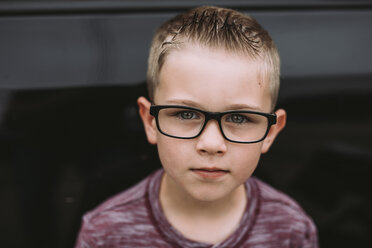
[190,167,229,179]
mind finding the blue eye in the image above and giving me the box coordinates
[226,114,249,124]
[178,111,199,120]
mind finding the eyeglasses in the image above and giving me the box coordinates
[150,105,277,144]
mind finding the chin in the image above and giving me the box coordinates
[188,188,229,202]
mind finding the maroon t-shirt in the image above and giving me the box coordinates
[75,169,318,247]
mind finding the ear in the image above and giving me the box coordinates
[137,96,157,145]
[261,109,287,154]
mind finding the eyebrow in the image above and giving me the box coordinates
[225,103,263,112]
[163,99,263,112]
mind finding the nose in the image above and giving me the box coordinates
[196,120,227,155]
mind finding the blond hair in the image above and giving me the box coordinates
[147,6,280,111]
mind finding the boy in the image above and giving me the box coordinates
[76,6,318,247]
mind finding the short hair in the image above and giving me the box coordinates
[147,6,280,111]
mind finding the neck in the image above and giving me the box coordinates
[159,172,247,244]
[161,173,246,215]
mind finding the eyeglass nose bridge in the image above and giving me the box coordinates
[197,111,226,138]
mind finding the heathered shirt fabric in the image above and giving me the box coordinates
[75,169,318,248]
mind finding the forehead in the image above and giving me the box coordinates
[155,45,272,112]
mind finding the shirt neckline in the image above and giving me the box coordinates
[146,169,260,248]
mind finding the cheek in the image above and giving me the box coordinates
[231,144,263,180]
[156,136,190,171]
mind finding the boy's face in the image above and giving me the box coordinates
[138,44,286,202]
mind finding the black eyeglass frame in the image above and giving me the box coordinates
[150,105,277,144]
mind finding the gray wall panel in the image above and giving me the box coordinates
[1,8,372,94]
[254,10,372,77]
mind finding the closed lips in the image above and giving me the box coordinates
[191,168,229,172]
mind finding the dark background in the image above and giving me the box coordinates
[0,0,371,247]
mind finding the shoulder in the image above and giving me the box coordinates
[85,174,149,220]
[252,177,303,210]
[249,177,318,247]
[251,177,314,224]
[75,171,159,247]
